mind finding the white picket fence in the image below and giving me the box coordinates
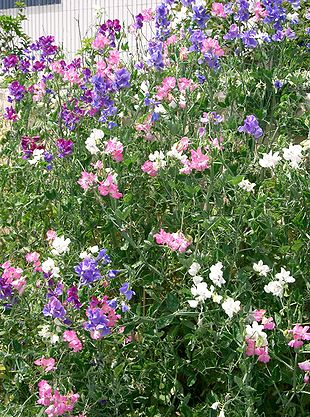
[0,0,160,57]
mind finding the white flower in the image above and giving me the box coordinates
[221,297,241,318]
[209,262,226,287]
[85,128,104,155]
[253,260,270,277]
[259,151,281,169]
[188,299,199,308]
[238,179,256,192]
[275,267,295,283]
[264,280,284,297]
[28,149,45,165]
[219,411,225,417]
[38,325,60,344]
[188,281,213,307]
[283,144,303,168]
[89,245,99,254]
[149,150,167,170]
[211,402,220,410]
[192,275,203,285]
[245,321,267,345]
[41,258,60,277]
[188,262,201,277]
[51,235,71,256]
[167,143,188,162]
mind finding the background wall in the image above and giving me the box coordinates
[0,0,160,56]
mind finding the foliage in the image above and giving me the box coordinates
[0,1,310,416]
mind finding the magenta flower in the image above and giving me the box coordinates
[98,174,122,199]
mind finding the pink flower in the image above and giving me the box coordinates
[179,47,188,61]
[46,230,57,241]
[201,38,224,57]
[63,68,81,85]
[254,1,267,20]
[211,3,227,18]
[105,138,123,162]
[77,171,98,190]
[92,160,104,170]
[154,229,191,253]
[92,33,110,49]
[188,147,210,172]
[108,50,120,66]
[256,347,270,363]
[141,8,154,22]
[11,277,26,295]
[141,160,158,177]
[37,380,53,406]
[98,174,122,199]
[288,324,310,349]
[50,61,65,75]
[34,357,56,373]
[298,361,310,372]
[25,252,40,263]
[166,34,178,46]
[63,330,83,352]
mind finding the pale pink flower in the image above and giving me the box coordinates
[179,47,188,61]
[50,61,65,75]
[77,171,98,190]
[166,34,178,46]
[46,230,57,241]
[63,330,83,352]
[34,357,56,373]
[108,50,120,66]
[254,1,267,20]
[105,138,123,162]
[288,324,310,349]
[25,252,40,263]
[141,160,158,177]
[299,361,310,372]
[63,68,81,85]
[211,2,227,18]
[154,229,191,252]
[11,277,26,294]
[141,8,154,22]
[92,33,110,49]
[92,160,104,170]
[201,38,225,57]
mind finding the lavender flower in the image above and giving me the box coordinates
[238,115,263,139]
[192,5,210,28]
[43,296,66,319]
[74,257,102,286]
[223,24,240,41]
[84,307,111,338]
[114,68,131,89]
[120,282,135,301]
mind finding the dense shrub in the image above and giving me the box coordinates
[0,1,310,416]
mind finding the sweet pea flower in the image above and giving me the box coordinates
[34,357,56,372]
[211,3,227,18]
[221,297,241,318]
[51,235,71,256]
[63,330,83,352]
[259,151,281,169]
[253,260,270,277]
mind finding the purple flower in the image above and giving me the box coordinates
[47,282,64,299]
[192,5,209,28]
[114,68,131,89]
[241,30,258,48]
[234,0,250,22]
[3,106,18,122]
[8,81,26,102]
[56,139,73,158]
[107,270,119,279]
[3,54,18,69]
[32,60,45,71]
[97,249,111,265]
[148,41,164,70]
[238,115,263,139]
[43,296,66,319]
[120,282,135,301]
[155,3,171,40]
[121,302,129,312]
[274,80,283,89]
[74,257,102,286]
[84,307,110,338]
[0,276,13,301]
[223,24,240,41]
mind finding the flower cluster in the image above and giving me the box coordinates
[264,267,295,297]
[187,261,241,318]
[154,229,192,252]
[245,309,275,363]
[37,380,80,417]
